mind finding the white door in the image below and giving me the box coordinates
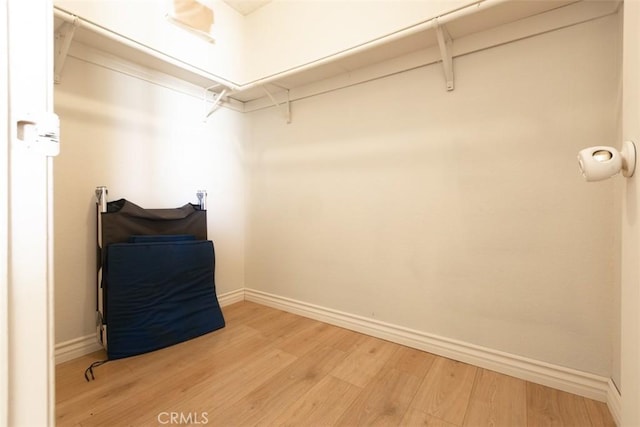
[0,0,9,424]
[621,1,640,426]
[3,0,56,425]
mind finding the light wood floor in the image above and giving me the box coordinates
[56,301,616,427]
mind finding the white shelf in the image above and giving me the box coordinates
[54,0,620,112]
[53,8,234,91]
[236,0,619,113]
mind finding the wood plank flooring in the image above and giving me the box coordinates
[56,301,616,427]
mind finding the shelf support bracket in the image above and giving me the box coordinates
[54,18,79,84]
[203,86,227,121]
[434,19,454,91]
[262,86,291,124]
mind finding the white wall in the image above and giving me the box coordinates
[53,54,246,344]
[51,0,624,386]
[246,15,620,376]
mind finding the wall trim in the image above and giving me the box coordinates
[54,288,245,364]
[607,378,622,426]
[54,334,103,365]
[244,288,611,403]
[217,288,245,306]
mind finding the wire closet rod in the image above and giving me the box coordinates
[68,54,236,110]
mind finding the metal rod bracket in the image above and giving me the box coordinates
[262,85,291,124]
[54,18,79,84]
[203,86,227,121]
[435,19,454,91]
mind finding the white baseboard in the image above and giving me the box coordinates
[218,288,245,306]
[55,334,103,365]
[54,288,245,364]
[244,288,611,403]
[607,378,622,426]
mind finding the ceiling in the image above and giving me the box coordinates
[222,0,272,15]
